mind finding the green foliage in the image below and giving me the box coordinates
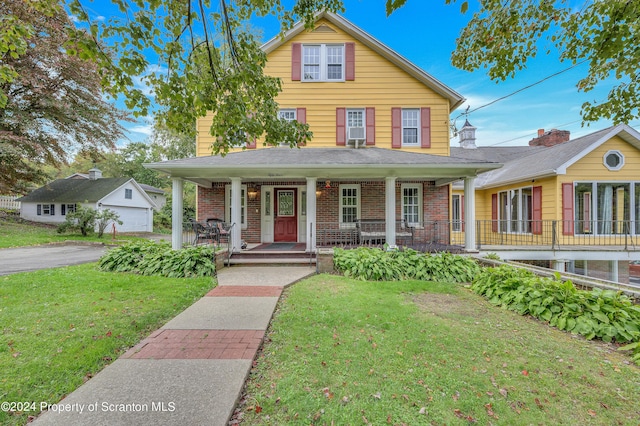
[98,240,216,278]
[471,265,640,364]
[95,208,123,238]
[57,204,97,236]
[484,252,501,260]
[333,247,480,283]
[450,0,640,124]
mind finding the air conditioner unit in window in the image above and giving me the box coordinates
[347,127,365,148]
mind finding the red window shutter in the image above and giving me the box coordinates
[491,193,498,232]
[421,107,431,148]
[366,107,375,146]
[291,43,301,81]
[247,137,257,149]
[391,107,401,149]
[345,42,355,81]
[461,195,465,232]
[562,183,574,235]
[336,107,346,146]
[296,107,307,147]
[532,186,542,235]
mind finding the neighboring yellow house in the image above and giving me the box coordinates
[451,122,640,283]
[148,11,500,252]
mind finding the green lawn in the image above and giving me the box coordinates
[0,264,214,425]
[0,217,143,248]
[241,275,640,425]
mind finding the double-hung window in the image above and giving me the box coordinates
[346,109,365,142]
[302,44,344,82]
[402,109,420,146]
[61,204,76,216]
[339,184,360,228]
[125,188,133,199]
[402,184,422,227]
[452,194,462,232]
[225,185,247,229]
[498,187,532,233]
[37,204,55,216]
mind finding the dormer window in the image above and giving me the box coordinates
[302,44,344,81]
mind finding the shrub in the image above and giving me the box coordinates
[471,265,640,364]
[98,240,216,278]
[333,247,479,283]
[96,209,123,237]
[57,204,97,236]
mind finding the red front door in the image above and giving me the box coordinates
[274,189,297,242]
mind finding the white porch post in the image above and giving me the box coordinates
[306,177,317,252]
[171,177,183,250]
[611,260,619,282]
[230,177,242,252]
[553,260,566,272]
[463,177,477,251]
[385,177,397,246]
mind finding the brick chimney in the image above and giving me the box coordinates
[529,128,570,147]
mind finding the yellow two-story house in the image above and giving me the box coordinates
[148,11,500,252]
[451,122,640,283]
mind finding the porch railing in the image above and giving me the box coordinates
[315,220,640,251]
[475,220,640,250]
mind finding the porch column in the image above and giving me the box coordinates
[463,177,477,251]
[553,259,567,272]
[385,177,397,246]
[611,260,619,282]
[230,177,242,252]
[306,177,317,252]
[171,177,183,250]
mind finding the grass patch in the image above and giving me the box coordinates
[0,216,143,248]
[0,263,214,425]
[241,275,640,425]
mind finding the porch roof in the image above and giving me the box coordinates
[145,147,502,185]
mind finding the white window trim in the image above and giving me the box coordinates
[401,183,422,227]
[225,184,247,230]
[401,108,420,147]
[603,150,624,171]
[498,186,533,234]
[302,44,345,82]
[346,108,366,143]
[452,194,462,232]
[339,184,360,228]
[278,109,296,121]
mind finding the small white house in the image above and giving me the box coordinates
[18,169,156,233]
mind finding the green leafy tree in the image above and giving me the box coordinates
[57,204,97,236]
[0,0,128,194]
[4,0,637,161]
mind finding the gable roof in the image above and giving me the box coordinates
[138,183,165,194]
[261,11,465,111]
[452,124,640,189]
[17,178,154,205]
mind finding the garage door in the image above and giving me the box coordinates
[110,206,150,233]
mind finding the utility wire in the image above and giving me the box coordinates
[453,59,589,125]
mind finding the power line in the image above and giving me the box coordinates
[453,59,589,125]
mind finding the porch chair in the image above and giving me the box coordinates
[191,219,215,245]
[206,218,231,246]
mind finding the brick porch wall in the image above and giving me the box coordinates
[197,180,449,244]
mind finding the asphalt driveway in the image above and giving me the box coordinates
[0,244,108,276]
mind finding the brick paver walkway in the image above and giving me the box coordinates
[122,329,264,360]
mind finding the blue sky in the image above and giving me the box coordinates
[91,0,638,148]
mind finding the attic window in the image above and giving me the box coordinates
[603,150,624,171]
[125,188,133,199]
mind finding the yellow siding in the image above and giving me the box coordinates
[197,18,452,157]
[561,136,640,183]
